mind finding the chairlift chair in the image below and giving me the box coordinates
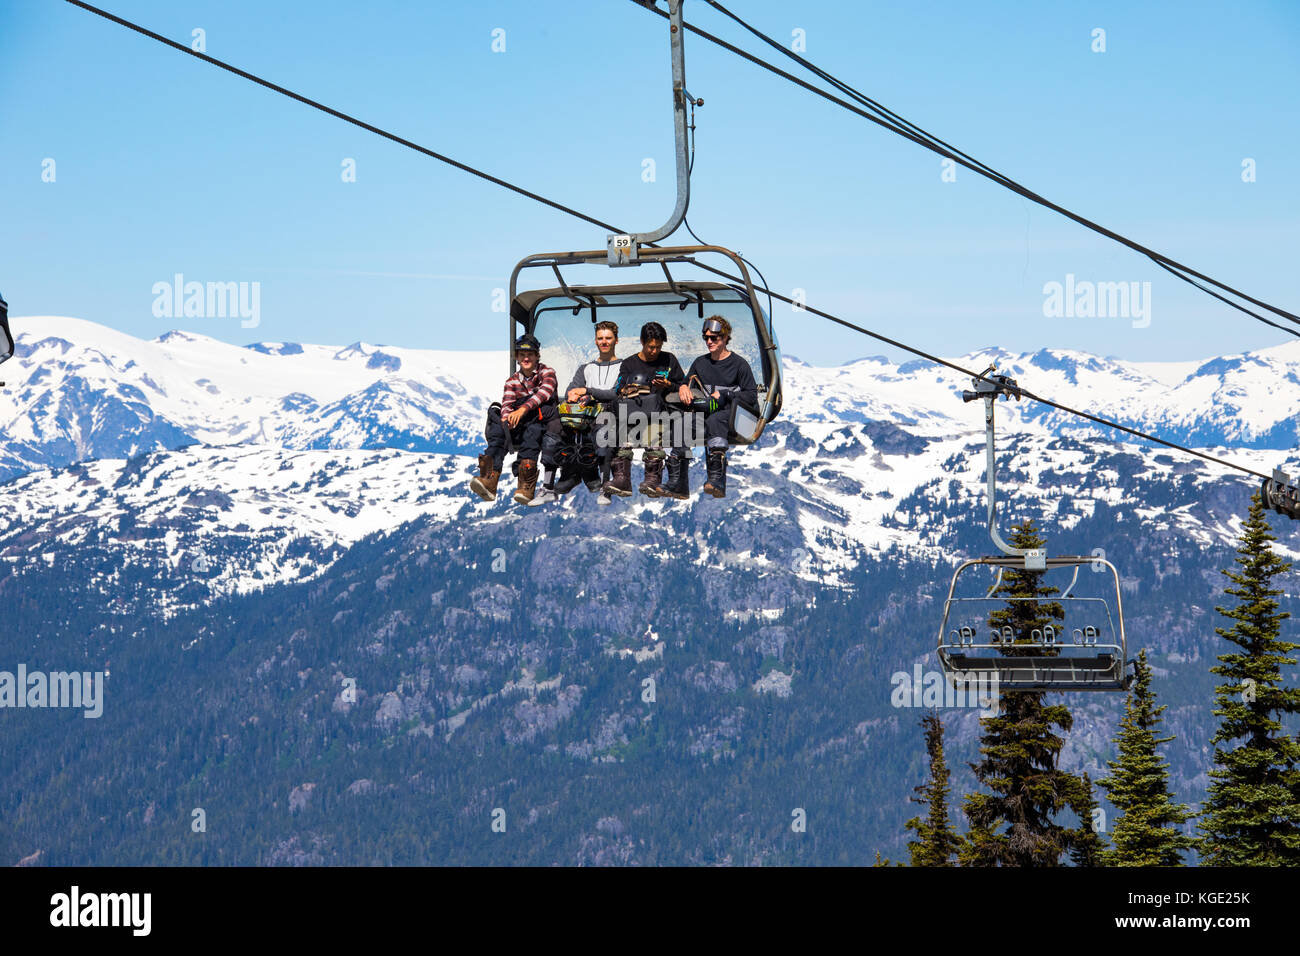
[938,555,1132,692]
[936,367,1134,692]
[507,247,782,445]
[503,0,781,447]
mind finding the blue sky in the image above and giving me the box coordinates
[2,0,1297,366]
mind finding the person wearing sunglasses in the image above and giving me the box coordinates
[675,316,757,498]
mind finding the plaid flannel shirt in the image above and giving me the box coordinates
[501,363,557,417]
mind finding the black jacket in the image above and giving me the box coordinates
[687,352,757,410]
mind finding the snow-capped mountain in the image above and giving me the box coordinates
[4,316,1297,868]
[6,315,1300,485]
[0,314,1296,608]
[0,317,501,481]
[782,341,1300,447]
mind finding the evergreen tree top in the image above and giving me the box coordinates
[1199,492,1300,866]
[1097,650,1194,866]
[905,713,959,867]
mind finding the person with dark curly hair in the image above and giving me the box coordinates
[602,321,684,498]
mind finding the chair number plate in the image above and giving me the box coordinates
[607,234,638,266]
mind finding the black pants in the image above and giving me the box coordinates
[542,425,598,471]
[702,406,731,451]
[485,403,559,470]
[614,392,689,460]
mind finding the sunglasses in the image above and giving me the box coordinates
[702,333,723,342]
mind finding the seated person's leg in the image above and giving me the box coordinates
[554,427,585,495]
[577,434,602,493]
[702,409,730,497]
[601,398,637,497]
[703,407,731,451]
[511,413,546,503]
[664,442,692,500]
[484,403,509,471]
[532,432,563,504]
[470,403,508,500]
[591,407,617,489]
[537,414,565,492]
[638,414,667,497]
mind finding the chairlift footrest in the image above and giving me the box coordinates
[945,653,1116,670]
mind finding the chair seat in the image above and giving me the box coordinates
[945,653,1116,671]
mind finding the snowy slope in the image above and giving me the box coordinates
[1,317,503,479]
[0,430,1292,614]
[6,316,1300,483]
[1,314,1297,609]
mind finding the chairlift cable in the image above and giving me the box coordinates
[63,0,1274,483]
[63,0,628,238]
[700,0,1017,190]
[686,259,1272,481]
[1148,259,1300,338]
[630,0,1300,336]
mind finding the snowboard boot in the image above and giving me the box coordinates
[589,458,611,495]
[581,452,603,494]
[638,455,666,497]
[663,454,691,500]
[555,463,584,495]
[602,455,634,498]
[469,453,501,501]
[513,459,539,505]
[702,450,727,498]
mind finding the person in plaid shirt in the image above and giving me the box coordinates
[469,334,560,504]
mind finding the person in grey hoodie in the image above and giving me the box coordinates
[531,321,622,506]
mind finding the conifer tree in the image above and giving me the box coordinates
[1097,649,1194,865]
[960,520,1095,866]
[905,713,960,866]
[1067,772,1107,866]
[1199,492,1300,865]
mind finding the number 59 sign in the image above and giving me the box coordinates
[607,234,638,266]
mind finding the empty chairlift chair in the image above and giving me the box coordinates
[936,367,1134,692]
